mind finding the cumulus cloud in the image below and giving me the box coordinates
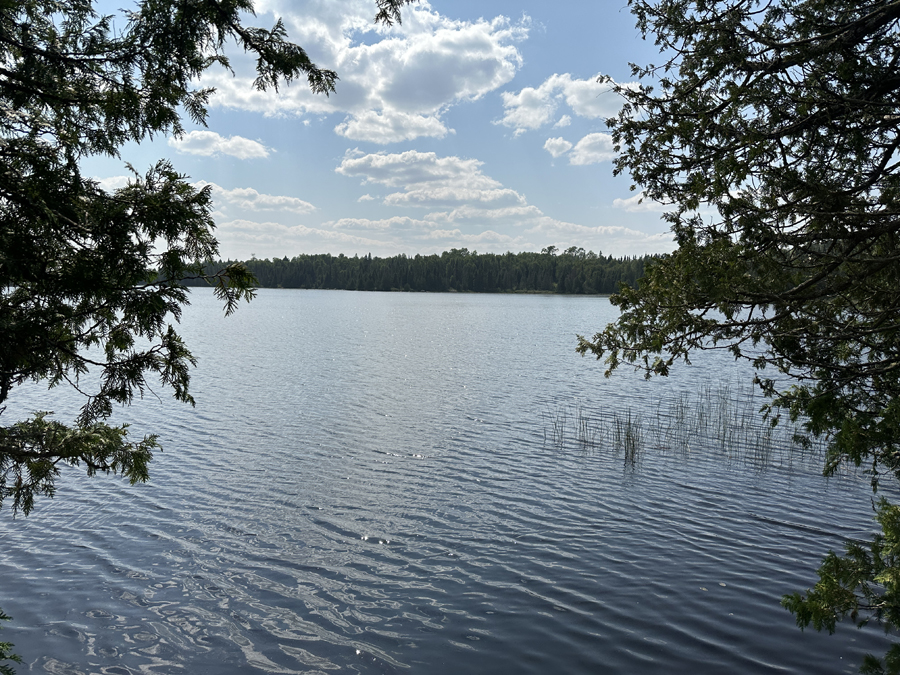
[333,149,670,256]
[569,133,616,165]
[425,204,545,223]
[322,149,673,255]
[214,218,386,259]
[612,191,669,213]
[336,150,524,209]
[94,175,131,192]
[332,150,546,249]
[196,181,316,214]
[357,194,376,202]
[334,110,450,142]
[499,87,556,134]
[524,219,675,255]
[543,137,573,158]
[424,228,529,247]
[337,149,488,187]
[499,73,634,134]
[331,216,432,231]
[168,131,272,159]
[385,187,523,208]
[554,115,572,128]
[201,3,528,143]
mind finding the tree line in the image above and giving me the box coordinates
[188,247,657,294]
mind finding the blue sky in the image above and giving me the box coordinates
[86,0,674,260]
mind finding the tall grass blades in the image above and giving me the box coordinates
[614,410,643,469]
[542,404,568,451]
[575,402,599,451]
[543,382,829,472]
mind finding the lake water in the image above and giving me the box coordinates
[0,289,896,673]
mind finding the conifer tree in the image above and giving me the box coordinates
[0,0,410,512]
[0,0,412,668]
[577,1,900,669]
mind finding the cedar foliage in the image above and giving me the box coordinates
[576,1,900,668]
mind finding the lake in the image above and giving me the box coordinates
[0,288,895,673]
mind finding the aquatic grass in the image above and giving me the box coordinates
[614,410,643,469]
[543,381,830,472]
[575,402,599,451]
[542,404,569,450]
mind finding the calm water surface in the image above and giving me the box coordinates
[0,289,895,673]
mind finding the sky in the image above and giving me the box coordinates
[86,0,674,260]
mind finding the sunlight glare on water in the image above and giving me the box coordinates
[0,289,894,674]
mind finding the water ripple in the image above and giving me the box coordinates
[0,290,893,674]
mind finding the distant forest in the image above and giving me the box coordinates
[188,247,659,294]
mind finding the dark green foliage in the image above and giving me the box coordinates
[574,0,900,665]
[0,608,20,675]
[784,499,900,672]
[0,413,157,515]
[0,0,414,667]
[0,0,327,517]
[580,0,900,483]
[190,248,656,294]
[783,499,900,635]
[862,645,900,675]
[0,0,411,513]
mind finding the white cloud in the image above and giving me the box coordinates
[336,150,523,209]
[201,3,528,143]
[215,218,386,259]
[331,216,431,230]
[554,115,572,128]
[524,219,676,256]
[385,187,523,208]
[337,149,490,187]
[612,191,669,213]
[217,216,536,257]
[499,86,556,134]
[196,181,316,214]
[168,131,272,159]
[569,133,616,165]
[334,110,449,142]
[562,78,625,118]
[425,228,529,247]
[499,74,634,134]
[425,204,544,223]
[94,175,130,192]
[333,149,540,248]
[357,194,376,202]
[543,137,572,158]
[332,149,671,257]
